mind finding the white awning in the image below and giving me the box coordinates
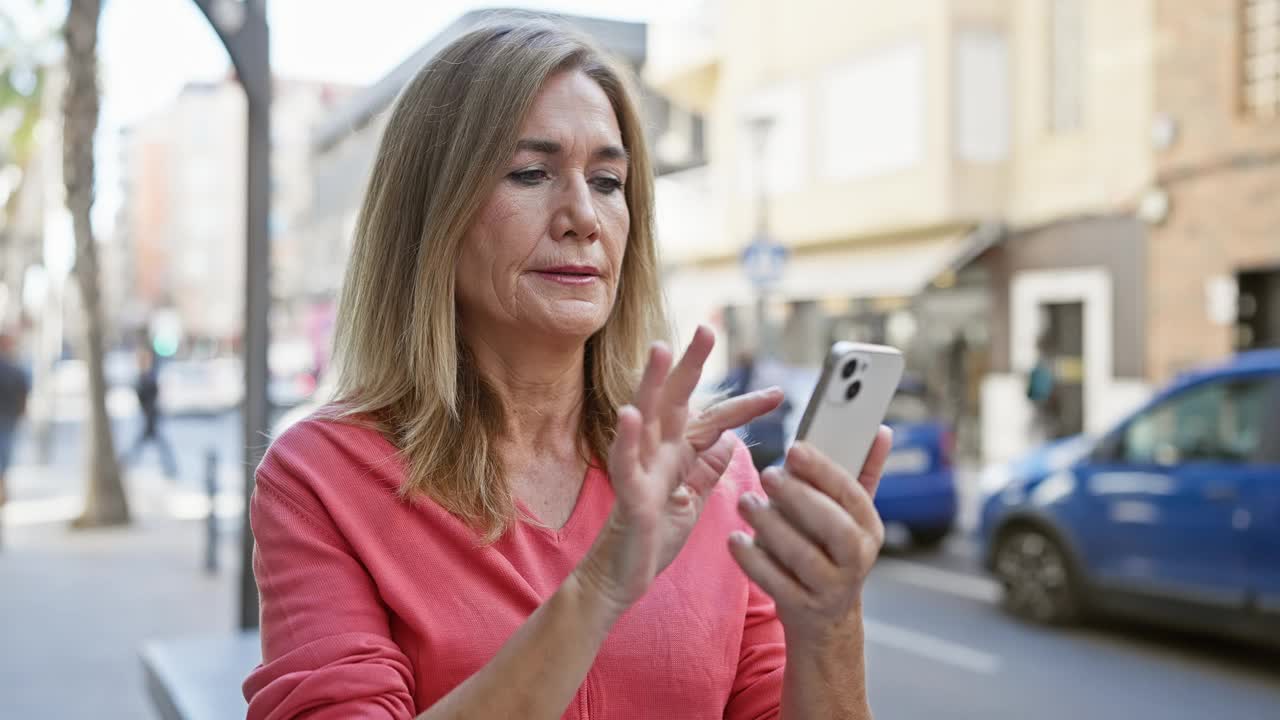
[664,231,978,308]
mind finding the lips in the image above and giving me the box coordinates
[533,264,602,286]
[536,265,600,277]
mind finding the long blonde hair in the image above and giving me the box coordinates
[331,18,669,541]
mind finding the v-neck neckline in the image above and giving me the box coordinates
[515,463,603,543]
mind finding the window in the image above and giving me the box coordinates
[1122,377,1273,466]
[1244,0,1280,118]
[956,29,1010,162]
[819,41,925,181]
[1048,0,1084,133]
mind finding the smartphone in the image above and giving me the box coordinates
[794,342,905,476]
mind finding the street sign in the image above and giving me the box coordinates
[742,237,788,290]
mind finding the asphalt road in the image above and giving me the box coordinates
[863,536,1280,719]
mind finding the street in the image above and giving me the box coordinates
[864,539,1280,719]
[3,415,1280,719]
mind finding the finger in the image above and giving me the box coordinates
[633,343,673,461]
[658,326,715,442]
[686,387,785,450]
[857,426,895,497]
[785,441,881,533]
[739,491,838,592]
[683,430,737,497]
[728,531,809,609]
[606,405,644,508]
[761,466,866,567]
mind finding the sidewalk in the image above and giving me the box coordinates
[1,461,247,719]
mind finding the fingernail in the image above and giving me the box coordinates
[789,442,810,462]
[729,531,752,546]
[740,492,767,509]
[761,467,784,488]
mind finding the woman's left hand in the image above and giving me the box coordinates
[728,427,893,648]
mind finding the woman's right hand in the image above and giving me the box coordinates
[573,325,784,618]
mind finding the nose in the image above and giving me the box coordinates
[551,173,600,243]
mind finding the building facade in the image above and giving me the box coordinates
[648,0,1279,462]
[117,77,352,356]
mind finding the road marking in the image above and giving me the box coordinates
[874,559,1003,604]
[864,618,1002,675]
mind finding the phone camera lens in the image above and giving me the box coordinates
[845,380,861,401]
[841,359,858,379]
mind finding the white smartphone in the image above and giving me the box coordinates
[793,342,905,476]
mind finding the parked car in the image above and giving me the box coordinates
[978,350,1280,644]
[158,357,244,416]
[872,377,958,548]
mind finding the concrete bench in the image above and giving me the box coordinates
[140,631,261,720]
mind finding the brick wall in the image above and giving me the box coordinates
[1148,0,1280,382]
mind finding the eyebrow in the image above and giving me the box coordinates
[515,138,630,165]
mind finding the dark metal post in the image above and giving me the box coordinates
[748,115,776,357]
[205,449,218,574]
[191,0,271,630]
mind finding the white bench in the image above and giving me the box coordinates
[140,631,261,720]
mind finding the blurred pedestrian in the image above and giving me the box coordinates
[0,331,30,508]
[1026,335,1059,444]
[242,20,890,720]
[123,345,178,478]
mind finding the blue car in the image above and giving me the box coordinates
[875,378,957,548]
[979,350,1280,642]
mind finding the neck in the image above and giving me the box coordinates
[464,328,588,461]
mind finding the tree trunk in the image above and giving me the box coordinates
[63,0,128,528]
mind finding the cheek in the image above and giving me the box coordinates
[461,194,542,293]
[602,202,630,276]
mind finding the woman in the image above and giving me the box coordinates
[244,19,892,720]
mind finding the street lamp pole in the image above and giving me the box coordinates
[190,0,271,630]
[748,115,775,358]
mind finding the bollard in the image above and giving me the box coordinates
[205,449,218,575]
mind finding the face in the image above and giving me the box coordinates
[456,69,630,350]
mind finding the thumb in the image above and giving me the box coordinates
[683,430,737,497]
[857,426,894,498]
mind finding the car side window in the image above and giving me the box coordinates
[1122,377,1271,466]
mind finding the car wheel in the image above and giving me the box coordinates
[908,525,952,550]
[994,526,1081,625]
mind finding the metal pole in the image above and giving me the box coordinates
[239,15,271,632]
[240,77,270,628]
[190,0,271,630]
[749,116,775,358]
[205,449,218,574]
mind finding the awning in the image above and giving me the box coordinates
[664,228,993,308]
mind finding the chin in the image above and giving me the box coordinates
[531,305,610,343]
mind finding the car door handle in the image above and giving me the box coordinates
[1203,483,1237,502]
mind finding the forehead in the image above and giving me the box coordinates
[519,70,622,144]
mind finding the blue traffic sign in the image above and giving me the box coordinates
[742,237,788,289]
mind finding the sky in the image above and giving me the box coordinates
[90,0,677,235]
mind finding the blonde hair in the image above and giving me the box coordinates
[331,18,669,541]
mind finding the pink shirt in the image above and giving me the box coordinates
[242,413,786,719]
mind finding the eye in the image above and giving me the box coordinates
[509,168,549,185]
[591,176,624,194]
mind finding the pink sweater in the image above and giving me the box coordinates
[242,414,785,719]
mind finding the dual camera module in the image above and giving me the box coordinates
[839,356,864,402]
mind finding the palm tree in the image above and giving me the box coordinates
[63,0,128,527]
